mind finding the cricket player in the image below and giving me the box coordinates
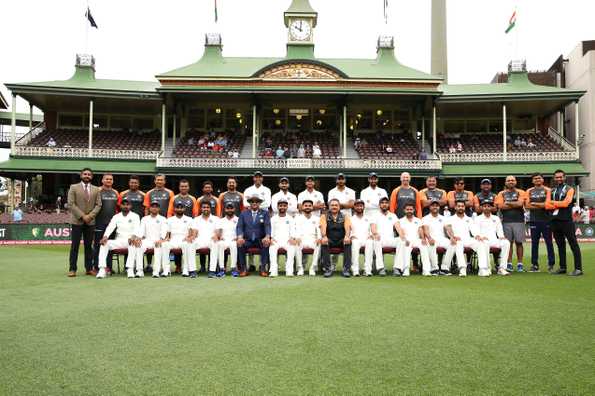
[216,202,239,277]
[243,171,272,211]
[96,198,141,279]
[360,172,388,218]
[422,200,455,275]
[297,175,325,216]
[137,201,169,278]
[271,177,298,216]
[349,199,376,276]
[444,201,490,277]
[474,200,511,276]
[394,203,430,277]
[162,202,193,277]
[294,199,321,276]
[269,198,297,277]
[370,197,396,277]
[327,173,356,217]
[188,201,221,278]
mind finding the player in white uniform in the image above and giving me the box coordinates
[269,198,297,277]
[243,171,272,211]
[350,199,376,276]
[327,173,356,217]
[360,172,388,218]
[188,201,220,278]
[474,200,511,276]
[370,197,396,277]
[137,200,169,278]
[422,200,455,276]
[96,198,141,279]
[271,177,298,216]
[216,202,239,277]
[297,176,325,216]
[394,203,430,277]
[294,199,321,276]
[162,202,193,277]
[444,201,490,277]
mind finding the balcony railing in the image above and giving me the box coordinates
[547,127,576,152]
[156,157,443,170]
[439,151,579,163]
[14,146,161,160]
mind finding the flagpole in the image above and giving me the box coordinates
[85,0,90,52]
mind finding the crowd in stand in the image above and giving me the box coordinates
[259,131,337,159]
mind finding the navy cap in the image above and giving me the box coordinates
[429,199,441,206]
[225,202,235,208]
[481,178,492,185]
[379,196,389,203]
[175,201,185,208]
[121,197,130,204]
[279,176,289,182]
[305,175,315,181]
[277,197,288,205]
[368,172,378,178]
[150,200,160,207]
[336,173,346,180]
[481,199,494,206]
[354,199,365,205]
[254,171,263,177]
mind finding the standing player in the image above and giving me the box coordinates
[197,180,220,217]
[370,197,396,277]
[444,201,489,277]
[269,198,297,277]
[349,199,376,277]
[144,174,174,217]
[216,202,239,277]
[294,199,322,276]
[525,173,555,272]
[137,201,169,278]
[320,199,352,278]
[271,177,298,216]
[187,201,221,278]
[422,200,455,276]
[394,203,430,277]
[243,171,272,211]
[217,177,244,217]
[297,176,325,216]
[167,179,198,218]
[473,179,497,214]
[474,200,511,276]
[420,176,447,216]
[546,170,583,276]
[120,175,145,218]
[328,173,356,217]
[162,202,193,277]
[96,198,140,279]
[495,175,526,272]
[93,173,120,273]
[389,172,422,218]
[447,178,475,217]
[360,172,388,218]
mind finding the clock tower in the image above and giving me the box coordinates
[284,0,317,57]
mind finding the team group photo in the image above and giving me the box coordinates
[1,0,593,394]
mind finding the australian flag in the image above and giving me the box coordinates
[85,7,98,29]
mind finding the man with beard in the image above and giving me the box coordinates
[473,179,497,215]
[360,172,388,218]
[187,201,221,278]
[447,178,475,217]
[269,198,297,277]
[120,175,145,218]
[197,180,220,273]
[294,199,322,276]
[422,200,455,276]
[167,179,198,218]
[271,177,298,216]
[420,176,447,216]
[328,173,356,217]
[474,200,511,276]
[217,177,244,217]
[96,198,141,279]
[216,202,239,277]
[144,174,174,273]
[243,171,272,211]
[495,175,526,272]
[525,173,555,272]
[349,199,376,277]
[162,202,193,277]
[297,176,325,216]
[394,203,430,277]
[320,199,352,278]
[389,172,422,219]
[369,197,396,277]
[137,201,169,278]
[92,173,120,274]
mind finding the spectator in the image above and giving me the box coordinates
[56,196,63,214]
[232,150,240,159]
[514,136,522,147]
[419,150,428,160]
[520,138,527,147]
[385,145,393,154]
[527,138,536,148]
[448,144,456,154]
[12,206,24,222]
[297,144,306,158]
[47,137,57,147]
[187,136,195,145]
[456,141,463,152]
[64,142,72,148]
[275,146,285,159]
[354,137,361,149]
[312,143,322,159]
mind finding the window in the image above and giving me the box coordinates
[59,114,83,128]
[110,117,132,130]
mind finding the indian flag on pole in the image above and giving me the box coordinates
[505,10,517,34]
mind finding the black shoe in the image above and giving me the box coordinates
[393,269,403,277]
[529,265,539,273]
[249,265,257,273]
[342,270,351,278]
[323,270,333,278]
[568,269,583,276]
[551,268,567,275]
[378,268,387,277]
[547,265,555,273]
[189,271,197,278]
[145,266,153,274]
[439,270,451,276]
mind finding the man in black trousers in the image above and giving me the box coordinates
[66,168,102,277]
[547,169,583,276]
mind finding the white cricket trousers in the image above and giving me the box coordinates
[136,239,165,276]
[161,238,188,275]
[269,240,296,276]
[187,238,219,273]
[443,238,489,274]
[351,238,375,275]
[394,239,430,276]
[295,239,321,275]
[216,239,238,271]
[373,238,398,273]
[427,237,454,273]
[98,238,137,270]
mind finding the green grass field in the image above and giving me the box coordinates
[0,244,593,395]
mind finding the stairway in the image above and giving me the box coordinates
[163,138,175,156]
[240,139,254,158]
[344,140,360,159]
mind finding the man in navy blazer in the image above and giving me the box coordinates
[236,194,272,277]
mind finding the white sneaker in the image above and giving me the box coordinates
[498,268,510,276]
[127,271,134,278]
[478,270,490,277]
[297,270,304,276]
[136,272,144,278]
[286,273,294,277]
[422,272,432,277]
[161,272,170,277]
[309,271,316,276]
[270,272,278,278]
[96,269,107,279]
[459,267,467,277]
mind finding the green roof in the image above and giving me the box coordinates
[286,0,316,15]
[442,162,588,177]
[0,157,156,175]
[439,72,585,102]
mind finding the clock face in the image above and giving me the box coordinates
[289,19,312,41]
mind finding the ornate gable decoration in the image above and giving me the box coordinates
[259,63,340,80]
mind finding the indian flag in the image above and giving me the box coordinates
[505,10,517,34]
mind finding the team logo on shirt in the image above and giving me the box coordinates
[128,219,132,223]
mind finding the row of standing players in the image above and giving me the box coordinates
[67,169,583,278]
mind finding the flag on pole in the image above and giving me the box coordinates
[85,7,98,28]
[214,0,218,23]
[383,0,389,24]
[505,10,517,34]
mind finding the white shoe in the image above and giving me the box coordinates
[136,272,144,278]
[96,269,107,279]
[127,271,134,278]
[297,270,304,276]
[478,270,490,277]
[309,271,316,276]
[286,273,293,277]
[422,272,432,277]
[498,268,510,276]
[459,267,467,277]
[161,272,170,278]
[270,272,278,278]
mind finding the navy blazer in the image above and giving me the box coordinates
[236,209,271,241]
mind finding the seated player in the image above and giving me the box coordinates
[162,202,193,277]
[188,201,221,278]
[394,203,430,277]
[269,198,297,277]
[370,197,396,277]
[444,201,490,277]
[320,199,352,278]
[474,200,511,276]
[96,198,141,279]
[350,199,376,277]
[422,200,455,276]
[236,194,272,277]
[216,202,239,277]
[137,200,169,278]
[294,199,322,276]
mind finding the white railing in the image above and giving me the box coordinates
[547,127,576,152]
[15,122,46,146]
[14,146,161,160]
[157,157,443,170]
[439,151,579,163]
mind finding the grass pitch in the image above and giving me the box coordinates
[0,244,594,395]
